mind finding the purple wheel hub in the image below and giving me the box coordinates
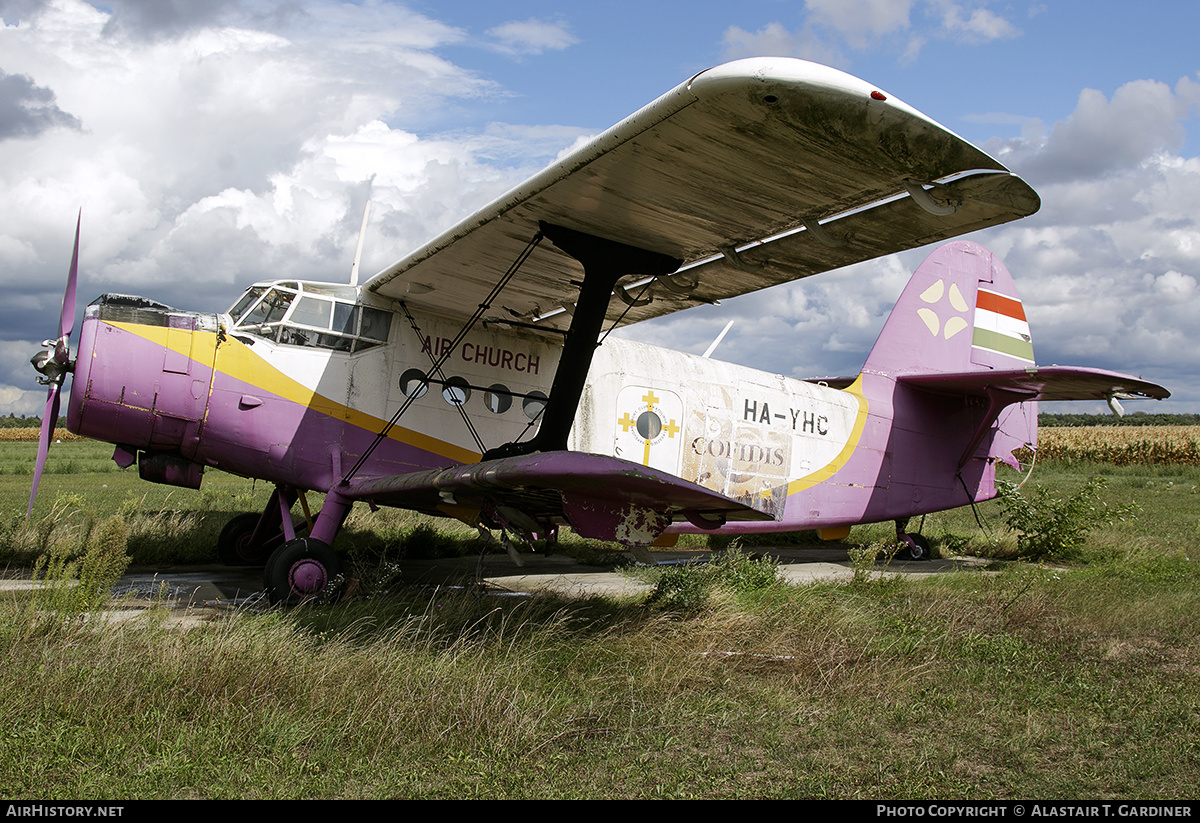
[288,559,328,594]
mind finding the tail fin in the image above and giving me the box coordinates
[864,240,1033,378]
[859,241,1038,473]
[863,240,1168,472]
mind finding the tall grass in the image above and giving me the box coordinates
[3,441,1200,797]
[3,551,1198,798]
[1,492,214,566]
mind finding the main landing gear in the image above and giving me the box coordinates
[216,486,310,566]
[894,518,932,561]
[263,537,344,605]
[216,485,353,605]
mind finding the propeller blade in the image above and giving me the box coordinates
[27,383,61,520]
[55,210,80,364]
[29,212,81,519]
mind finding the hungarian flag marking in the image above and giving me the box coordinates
[973,288,1034,362]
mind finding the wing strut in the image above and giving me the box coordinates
[484,222,682,460]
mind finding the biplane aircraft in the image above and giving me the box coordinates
[28,58,1168,602]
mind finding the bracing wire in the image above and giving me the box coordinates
[340,230,544,484]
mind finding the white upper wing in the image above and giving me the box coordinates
[365,58,1039,329]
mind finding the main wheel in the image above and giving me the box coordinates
[264,537,344,605]
[898,533,932,561]
[217,513,278,566]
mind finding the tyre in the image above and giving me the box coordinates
[218,510,313,567]
[899,533,932,561]
[217,513,276,566]
[264,537,344,605]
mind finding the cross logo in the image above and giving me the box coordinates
[615,388,682,470]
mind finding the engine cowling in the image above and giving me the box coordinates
[68,294,218,487]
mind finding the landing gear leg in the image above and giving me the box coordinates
[217,485,307,566]
[263,489,353,604]
[894,518,932,561]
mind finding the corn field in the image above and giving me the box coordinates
[0,428,80,442]
[1030,425,1200,465]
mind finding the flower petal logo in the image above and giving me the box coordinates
[916,278,970,340]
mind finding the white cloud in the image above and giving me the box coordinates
[720,21,846,68]
[0,0,570,268]
[485,18,577,57]
[991,79,1200,185]
[0,0,596,416]
[0,68,82,138]
[935,2,1018,42]
[805,0,914,49]
[720,0,1019,65]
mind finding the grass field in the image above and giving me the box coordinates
[2,434,1199,799]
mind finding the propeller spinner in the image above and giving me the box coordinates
[27,211,81,519]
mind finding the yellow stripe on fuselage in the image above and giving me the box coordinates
[785,375,870,496]
[109,321,481,464]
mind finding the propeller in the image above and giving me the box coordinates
[27,211,81,520]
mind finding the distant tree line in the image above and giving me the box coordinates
[1038,412,1200,427]
[0,414,63,429]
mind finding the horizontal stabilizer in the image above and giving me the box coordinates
[343,451,774,546]
[898,366,1170,403]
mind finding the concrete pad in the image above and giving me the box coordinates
[0,545,994,626]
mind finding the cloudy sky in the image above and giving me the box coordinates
[2,0,1198,417]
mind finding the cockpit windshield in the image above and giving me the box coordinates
[226,282,392,353]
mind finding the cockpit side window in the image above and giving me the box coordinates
[240,288,294,329]
[333,303,360,337]
[360,307,391,342]
[230,282,392,353]
[290,296,333,329]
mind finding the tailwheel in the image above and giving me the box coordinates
[898,533,932,561]
[264,537,344,605]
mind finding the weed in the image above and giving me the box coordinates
[78,516,132,604]
[644,546,779,612]
[846,541,900,585]
[996,477,1138,561]
[0,493,92,563]
[644,562,713,612]
[26,514,130,616]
